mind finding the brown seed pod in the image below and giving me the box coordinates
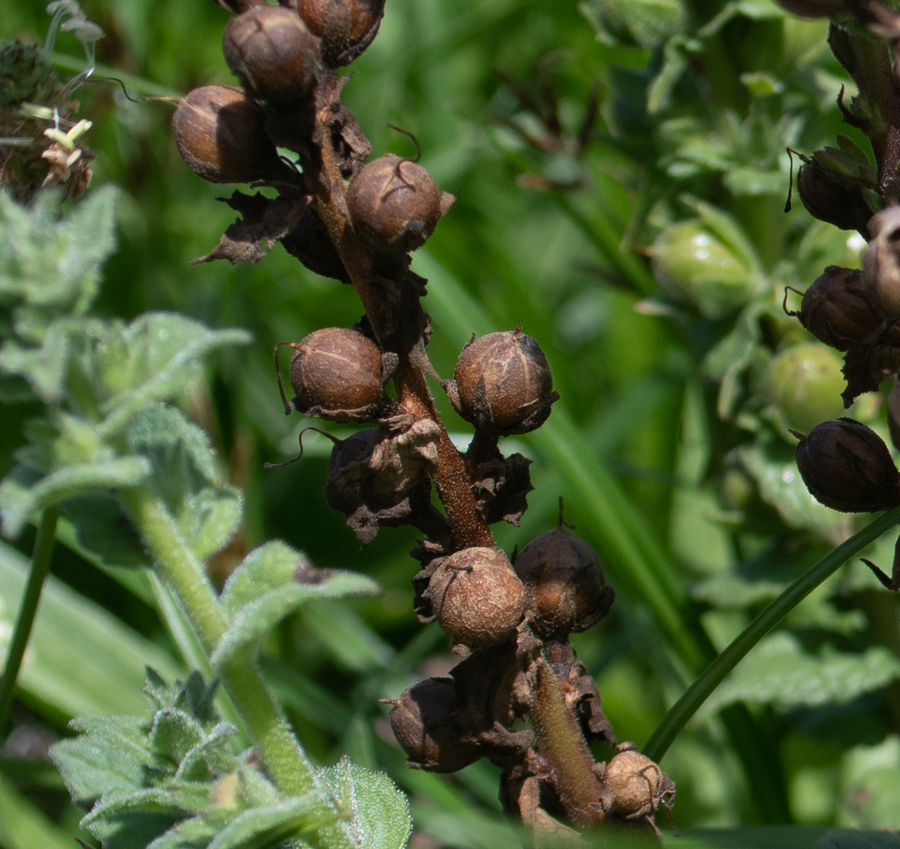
[223,6,321,103]
[171,85,290,184]
[295,0,385,66]
[797,158,872,235]
[275,327,384,421]
[597,742,675,830]
[452,329,558,434]
[387,678,480,772]
[346,154,452,254]
[792,418,900,513]
[513,518,614,639]
[786,267,882,351]
[427,547,526,648]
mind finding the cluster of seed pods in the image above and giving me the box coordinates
[169,0,675,838]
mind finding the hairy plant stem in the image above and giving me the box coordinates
[0,506,58,734]
[643,504,900,762]
[119,487,333,810]
[311,108,492,550]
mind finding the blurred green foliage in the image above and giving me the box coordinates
[2,0,900,847]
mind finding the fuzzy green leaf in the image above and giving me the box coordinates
[221,540,380,613]
[50,716,153,806]
[319,757,411,849]
[90,313,251,437]
[0,454,150,538]
[213,542,380,668]
[127,405,218,512]
[145,816,216,849]
[179,487,243,562]
[86,811,186,849]
[703,631,900,712]
[59,493,150,570]
[207,794,333,849]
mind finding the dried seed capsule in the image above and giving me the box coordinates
[427,547,525,648]
[452,329,557,434]
[598,742,675,827]
[279,327,384,420]
[789,267,882,351]
[171,85,289,184]
[864,206,900,319]
[513,523,614,639]
[797,158,872,234]
[793,418,900,513]
[387,678,480,772]
[223,6,321,103]
[346,154,452,254]
[295,0,385,66]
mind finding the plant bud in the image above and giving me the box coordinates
[600,743,674,821]
[283,327,383,418]
[452,329,557,434]
[863,206,900,319]
[427,547,525,648]
[295,0,385,66]
[772,0,851,16]
[793,418,900,513]
[790,266,882,351]
[513,526,613,639]
[346,154,452,254]
[797,159,872,234]
[650,219,757,318]
[171,85,289,184]
[387,678,480,772]
[762,343,845,436]
[223,6,321,103]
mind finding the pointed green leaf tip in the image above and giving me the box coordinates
[320,757,412,849]
[212,541,381,669]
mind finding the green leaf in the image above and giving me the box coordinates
[180,487,243,562]
[91,313,252,437]
[59,493,151,570]
[220,541,379,612]
[87,811,185,849]
[702,631,900,713]
[145,815,216,849]
[51,715,153,806]
[213,543,380,669]
[127,405,218,512]
[0,540,181,719]
[736,439,844,533]
[319,757,411,849]
[207,794,333,849]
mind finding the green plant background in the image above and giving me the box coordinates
[2,1,900,847]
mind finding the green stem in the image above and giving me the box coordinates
[0,506,59,734]
[643,505,900,763]
[119,487,327,807]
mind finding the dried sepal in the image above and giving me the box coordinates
[325,419,441,544]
